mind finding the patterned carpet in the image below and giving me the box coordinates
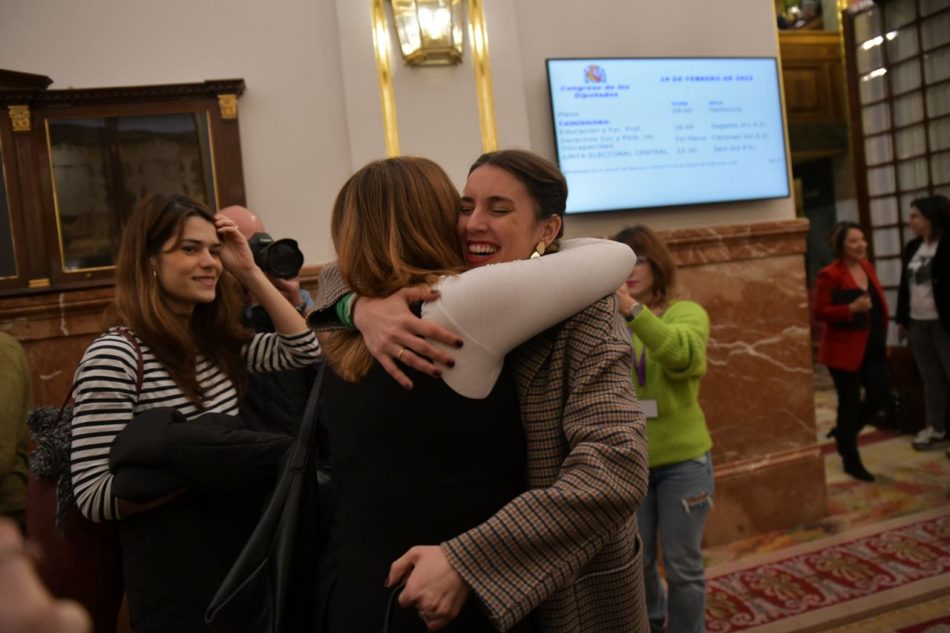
[705,508,950,632]
[701,365,950,631]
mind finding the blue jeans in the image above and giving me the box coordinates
[637,453,714,633]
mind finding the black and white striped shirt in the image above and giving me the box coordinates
[69,328,320,522]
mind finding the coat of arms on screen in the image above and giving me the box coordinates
[584,65,607,83]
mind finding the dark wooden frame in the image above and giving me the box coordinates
[0,73,246,296]
[843,2,950,298]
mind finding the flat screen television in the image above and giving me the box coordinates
[545,57,791,214]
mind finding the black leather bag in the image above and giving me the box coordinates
[205,361,327,633]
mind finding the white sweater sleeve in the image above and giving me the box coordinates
[421,238,636,398]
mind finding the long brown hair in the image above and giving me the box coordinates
[323,157,465,382]
[105,193,250,403]
[613,225,678,307]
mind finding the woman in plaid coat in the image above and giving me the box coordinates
[319,150,650,632]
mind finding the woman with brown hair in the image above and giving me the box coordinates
[68,193,320,630]
[612,225,712,633]
[313,152,648,632]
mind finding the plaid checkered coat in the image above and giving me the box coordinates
[311,267,649,632]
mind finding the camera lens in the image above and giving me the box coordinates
[265,239,304,279]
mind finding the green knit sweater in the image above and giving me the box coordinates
[627,300,712,468]
[0,332,30,517]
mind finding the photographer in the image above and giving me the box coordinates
[221,206,319,436]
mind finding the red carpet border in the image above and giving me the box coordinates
[705,510,950,632]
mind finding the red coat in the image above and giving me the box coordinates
[813,259,889,371]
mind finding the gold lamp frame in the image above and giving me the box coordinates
[389,0,464,66]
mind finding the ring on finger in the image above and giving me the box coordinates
[419,610,435,622]
[396,346,406,361]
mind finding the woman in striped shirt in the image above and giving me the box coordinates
[68,193,320,630]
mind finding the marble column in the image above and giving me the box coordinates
[658,218,826,546]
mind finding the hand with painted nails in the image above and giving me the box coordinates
[353,286,462,390]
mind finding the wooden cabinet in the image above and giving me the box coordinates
[0,71,246,296]
[779,31,850,162]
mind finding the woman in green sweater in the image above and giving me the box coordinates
[614,226,712,633]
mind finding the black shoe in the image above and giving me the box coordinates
[843,456,875,482]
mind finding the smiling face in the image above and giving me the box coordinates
[842,227,868,262]
[151,216,223,315]
[458,164,561,267]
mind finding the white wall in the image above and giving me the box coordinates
[0,0,351,263]
[1,0,794,263]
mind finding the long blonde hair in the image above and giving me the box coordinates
[322,157,465,381]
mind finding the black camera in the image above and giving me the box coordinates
[248,232,304,279]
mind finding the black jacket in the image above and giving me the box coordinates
[896,236,950,331]
[109,409,293,633]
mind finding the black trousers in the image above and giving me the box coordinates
[829,357,889,458]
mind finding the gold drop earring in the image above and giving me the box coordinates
[530,241,546,259]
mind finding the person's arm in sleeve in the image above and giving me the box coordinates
[438,301,648,630]
[629,301,709,380]
[70,336,138,522]
[243,330,321,374]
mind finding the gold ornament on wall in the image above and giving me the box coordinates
[8,105,31,132]
[217,94,238,120]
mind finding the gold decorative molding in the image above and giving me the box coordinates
[217,94,238,119]
[8,105,31,132]
[371,0,400,157]
[467,0,497,152]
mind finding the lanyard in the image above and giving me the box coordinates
[635,346,647,387]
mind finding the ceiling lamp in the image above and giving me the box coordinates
[389,0,464,66]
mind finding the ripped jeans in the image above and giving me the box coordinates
[637,453,714,633]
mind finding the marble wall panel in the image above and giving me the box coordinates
[656,218,825,546]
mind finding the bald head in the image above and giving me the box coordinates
[220,205,265,239]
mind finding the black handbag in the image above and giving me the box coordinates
[205,360,328,633]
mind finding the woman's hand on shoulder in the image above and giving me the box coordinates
[353,287,463,390]
[213,214,257,282]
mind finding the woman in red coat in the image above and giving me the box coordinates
[813,221,890,482]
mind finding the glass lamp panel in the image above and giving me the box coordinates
[932,150,950,184]
[924,46,950,83]
[921,11,950,50]
[872,227,902,256]
[895,125,927,159]
[876,257,903,286]
[862,102,891,135]
[854,8,882,43]
[884,0,918,31]
[927,83,950,118]
[886,27,918,64]
[856,44,884,75]
[930,118,950,152]
[921,0,949,16]
[889,59,921,95]
[865,134,894,165]
[859,72,888,103]
[893,92,924,126]
[870,196,899,225]
[897,157,930,190]
[867,165,897,195]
